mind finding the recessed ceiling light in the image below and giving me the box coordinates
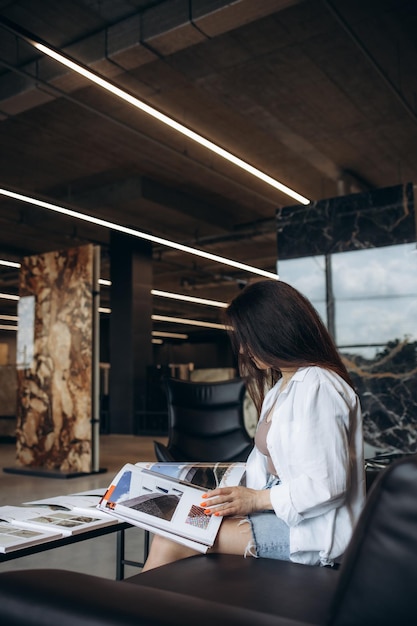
[0,187,280,281]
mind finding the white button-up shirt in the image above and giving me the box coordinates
[246,366,365,566]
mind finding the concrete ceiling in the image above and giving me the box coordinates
[0,0,416,337]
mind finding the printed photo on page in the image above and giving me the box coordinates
[99,463,225,550]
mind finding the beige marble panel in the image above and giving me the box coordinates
[16,245,95,473]
[0,344,9,365]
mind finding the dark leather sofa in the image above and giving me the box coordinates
[1,455,417,626]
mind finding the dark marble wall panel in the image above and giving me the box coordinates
[346,340,417,453]
[277,184,416,455]
[277,183,415,259]
[16,245,94,472]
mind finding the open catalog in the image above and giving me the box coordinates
[0,490,118,540]
[24,489,111,518]
[98,462,246,553]
[0,516,63,554]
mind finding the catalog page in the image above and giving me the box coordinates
[25,490,113,520]
[134,462,246,490]
[0,520,63,553]
[99,463,228,552]
[0,504,118,536]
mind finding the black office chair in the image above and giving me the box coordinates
[154,377,254,463]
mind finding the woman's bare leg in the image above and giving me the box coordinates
[141,517,253,572]
[141,535,200,571]
[211,516,253,555]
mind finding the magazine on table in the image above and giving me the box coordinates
[24,488,112,519]
[0,499,119,537]
[0,518,63,554]
[98,462,246,553]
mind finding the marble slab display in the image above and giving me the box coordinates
[15,245,95,473]
[345,340,417,454]
[277,184,416,455]
[276,182,415,259]
[0,365,17,439]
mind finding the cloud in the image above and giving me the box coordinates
[279,243,417,346]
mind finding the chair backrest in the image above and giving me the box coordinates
[329,454,417,626]
[155,377,254,462]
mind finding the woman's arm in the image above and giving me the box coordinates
[269,380,354,526]
[200,486,273,517]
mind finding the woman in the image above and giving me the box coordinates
[143,279,365,570]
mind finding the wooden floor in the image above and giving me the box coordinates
[0,434,167,579]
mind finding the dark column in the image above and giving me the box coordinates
[109,232,153,434]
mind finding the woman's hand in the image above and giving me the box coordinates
[200,486,272,517]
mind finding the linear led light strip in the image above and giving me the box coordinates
[99,307,224,331]
[1,265,226,305]
[0,264,228,308]
[0,292,19,301]
[0,293,214,338]
[152,331,188,339]
[151,289,227,308]
[0,303,212,333]
[29,40,310,206]
[0,299,223,331]
[0,188,278,280]
[99,285,228,308]
[0,324,166,340]
[98,285,228,308]
[152,314,227,330]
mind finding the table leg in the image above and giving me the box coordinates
[116,528,125,580]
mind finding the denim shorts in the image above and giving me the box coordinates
[246,476,290,561]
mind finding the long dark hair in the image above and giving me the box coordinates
[224,279,354,415]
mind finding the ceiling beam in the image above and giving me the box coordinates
[0,0,303,116]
